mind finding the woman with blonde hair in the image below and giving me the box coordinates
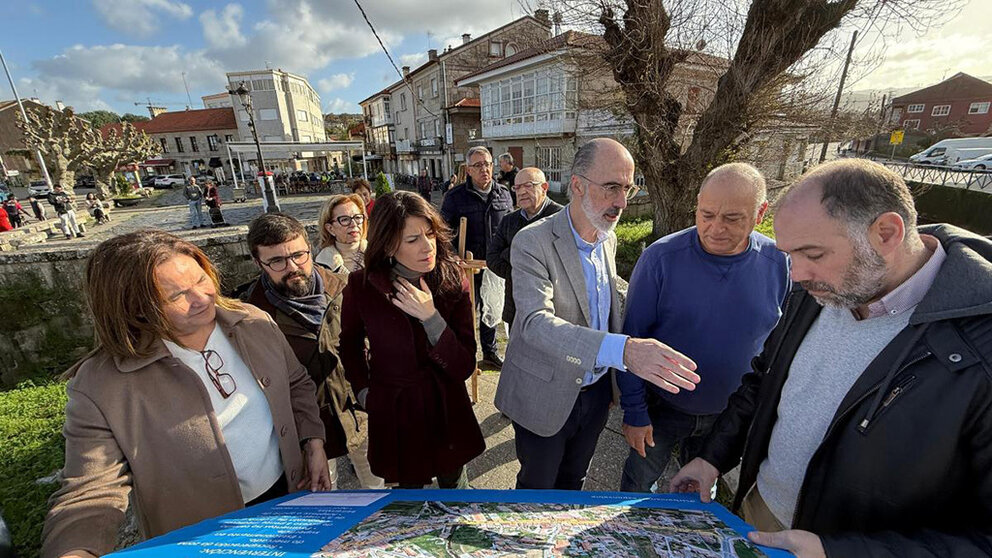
[42,229,329,558]
[453,163,467,189]
[315,193,368,273]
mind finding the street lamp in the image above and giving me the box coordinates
[228,81,280,212]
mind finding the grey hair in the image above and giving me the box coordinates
[567,140,601,200]
[780,158,918,237]
[701,163,768,208]
[498,152,514,165]
[466,146,492,162]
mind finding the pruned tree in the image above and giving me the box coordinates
[540,0,961,236]
[16,105,100,194]
[87,124,161,199]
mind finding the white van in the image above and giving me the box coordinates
[909,137,992,166]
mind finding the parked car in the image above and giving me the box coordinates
[153,174,187,189]
[141,175,159,188]
[909,137,992,166]
[952,153,992,171]
[27,180,51,196]
[75,175,96,188]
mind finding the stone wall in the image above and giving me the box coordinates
[0,225,323,388]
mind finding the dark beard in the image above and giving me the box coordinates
[275,270,314,298]
[801,238,887,308]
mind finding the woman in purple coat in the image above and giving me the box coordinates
[339,191,484,488]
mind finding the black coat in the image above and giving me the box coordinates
[440,179,513,260]
[485,199,564,324]
[698,224,992,557]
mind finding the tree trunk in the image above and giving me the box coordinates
[95,175,113,200]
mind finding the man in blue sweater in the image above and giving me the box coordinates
[619,163,790,492]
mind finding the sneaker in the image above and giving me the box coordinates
[65,235,73,240]
[76,233,85,238]
[481,352,503,369]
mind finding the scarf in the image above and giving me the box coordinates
[390,261,425,283]
[261,269,326,335]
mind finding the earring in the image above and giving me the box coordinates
[388,256,395,266]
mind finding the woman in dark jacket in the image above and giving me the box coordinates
[339,191,484,488]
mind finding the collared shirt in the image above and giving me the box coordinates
[860,235,946,320]
[521,196,551,221]
[469,177,493,200]
[566,206,628,385]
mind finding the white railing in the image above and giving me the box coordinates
[482,118,576,139]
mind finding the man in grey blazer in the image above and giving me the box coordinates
[495,138,701,490]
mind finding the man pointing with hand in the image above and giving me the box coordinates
[495,138,700,491]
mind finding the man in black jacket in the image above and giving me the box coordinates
[496,153,519,206]
[671,158,992,557]
[486,167,563,331]
[441,146,513,367]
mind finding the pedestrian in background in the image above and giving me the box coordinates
[204,180,227,227]
[184,176,205,229]
[28,195,47,222]
[47,185,82,239]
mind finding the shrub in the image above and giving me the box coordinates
[374,172,391,198]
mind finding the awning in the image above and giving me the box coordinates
[140,158,175,167]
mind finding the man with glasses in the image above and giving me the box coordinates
[441,146,514,368]
[619,163,789,494]
[495,138,700,491]
[241,213,381,489]
[486,167,563,331]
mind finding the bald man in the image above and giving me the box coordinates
[619,163,790,493]
[486,167,564,330]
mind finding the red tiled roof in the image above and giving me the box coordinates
[451,98,481,108]
[99,108,237,138]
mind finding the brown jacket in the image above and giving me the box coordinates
[242,265,367,458]
[41,304,325,558]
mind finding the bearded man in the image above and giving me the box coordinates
[671,158,992,558]
[495,138,701,490]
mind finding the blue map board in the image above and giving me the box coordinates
[108,489,793,557]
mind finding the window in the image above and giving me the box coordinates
[907,103,925,113]
[225,134,234,142]
[174,137,184,153]
[259,108,278,120]
[505,43,517,56]
[301,135,312,142]
[489,41,503,57]
[297,109,308,122]
[401,93,407,110]
[262,135,282,142]
[238,110,249,122]
[969,101,990,114]
[536,145,563,185]
[207,135,220,151]
[903,119,920,130]
[434,118,440,137]
[480,67,576,128]
[159,137,169,153]
[189,136,199,152]
[431,78,438,98]
[420,121,428,139]
[931,105,951,116]
[418,84,424,100]
[396,111,401,123]
[384,99,391,114]
[403,127,409,140]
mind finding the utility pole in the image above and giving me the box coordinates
[819,30,858,164]
[0,48,54,188]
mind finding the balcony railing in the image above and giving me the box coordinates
[481,118,576,139]
[395,139,416,154]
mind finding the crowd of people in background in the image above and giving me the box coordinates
[40,141,992,558]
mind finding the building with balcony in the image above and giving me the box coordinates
[888,73,992,136]
[359,88,395,175]
[226,69,327,145]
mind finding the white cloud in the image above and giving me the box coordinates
[318,73,355,93]
[325,98,359,114]
[399,52,427,68]
[92,0,193,37]
[200,4,247,49]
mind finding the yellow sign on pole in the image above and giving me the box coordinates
[890,130,905,145]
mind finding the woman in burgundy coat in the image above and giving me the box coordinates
[339,191,484,488]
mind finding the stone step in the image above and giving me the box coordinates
[10,231,49,247]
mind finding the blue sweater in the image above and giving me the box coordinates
[619,227,790,424]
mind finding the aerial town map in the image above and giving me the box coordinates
[317,500,767,558]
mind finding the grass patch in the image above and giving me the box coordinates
[754,215,775,239]
[0,380,67,557]
[615,218,658,281]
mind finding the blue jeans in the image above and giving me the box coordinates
[188,200,203,228]
[620,394,719,493]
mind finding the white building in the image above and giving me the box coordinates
[226,69,327,144]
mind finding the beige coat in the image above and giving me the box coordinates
[41,304,325,558]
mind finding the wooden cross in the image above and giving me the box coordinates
[456,216,486,404]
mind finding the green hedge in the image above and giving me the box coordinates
[0,380,67,557]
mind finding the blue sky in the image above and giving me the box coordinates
[0,0,527,115]
[1,0,987,117]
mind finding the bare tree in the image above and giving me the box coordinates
[88,124,161,199]
[16,105,100,195]
[542,0,960,236]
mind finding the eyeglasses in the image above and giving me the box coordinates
[468,161,493,170]
[574,173,640,200]
[260,249,311,272]
[334,214,365,227]
[201,349,236,398]
[512,181,544,192]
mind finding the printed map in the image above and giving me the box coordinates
[317,500,767,558]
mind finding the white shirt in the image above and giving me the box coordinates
[164,324,283,502]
